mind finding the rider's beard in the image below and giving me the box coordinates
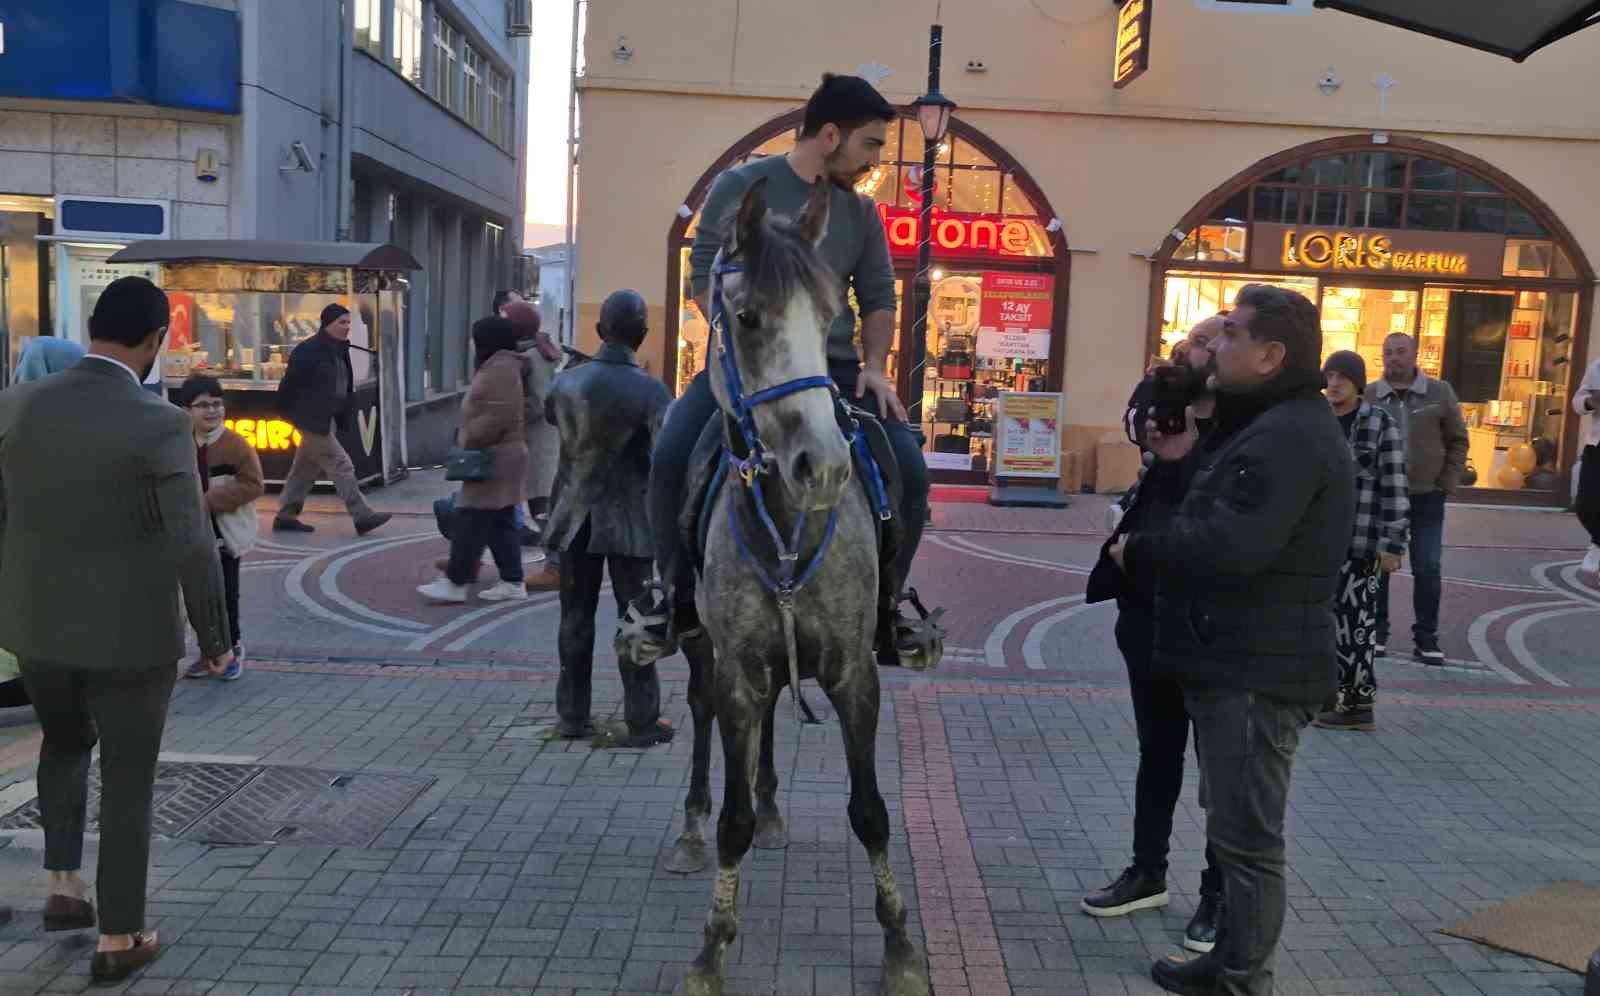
[824,150,868,191]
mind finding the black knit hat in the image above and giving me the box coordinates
[319,303,350,331]
[1323,350,1367,394]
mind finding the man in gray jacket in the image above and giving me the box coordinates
[0,277,232,983]
[1364,333,1469,664]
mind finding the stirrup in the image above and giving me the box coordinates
[615,582,676,667]
[889,588,946,672]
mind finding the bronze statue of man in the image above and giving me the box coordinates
[543,290,675,746]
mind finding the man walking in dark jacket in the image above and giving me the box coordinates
[272,304,390,536]
[1112,285,1355,996]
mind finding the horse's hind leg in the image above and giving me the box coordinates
[675,684,763,996]
[667,627,716,874]
[752,691,786,849]
[825,677,930,996]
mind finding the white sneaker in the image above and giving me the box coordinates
[1582,545,1600,585]
[417,579,469,604]
[479,580,529,602]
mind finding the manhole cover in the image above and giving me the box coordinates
[0,762,261,837]
[0,763,434,847]
[180,768,434,846]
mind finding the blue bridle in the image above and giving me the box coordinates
[709,251,892,606]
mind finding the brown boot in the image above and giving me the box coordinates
[524,561,561,591]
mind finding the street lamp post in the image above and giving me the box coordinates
[907,24,957,432]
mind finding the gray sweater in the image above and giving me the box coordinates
[689,154,896,365]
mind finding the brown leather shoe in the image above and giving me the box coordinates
[524,562,561,592]
[43,894,95,931]
[91,932,161,983]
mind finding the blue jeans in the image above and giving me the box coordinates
[1185,688,1313,996]
[1376,490,1445,646]
[649,367,930,590]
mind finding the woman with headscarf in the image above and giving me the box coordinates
[418,317,530,604]
[0,338,90,715]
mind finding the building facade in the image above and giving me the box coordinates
[572,0,1600,501]
[0,0,531,463]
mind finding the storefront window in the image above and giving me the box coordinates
[1319,286,1419,373]
[0,196,54,385]
[1160,271,1318,354]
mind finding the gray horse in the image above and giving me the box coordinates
[666,177,928,996]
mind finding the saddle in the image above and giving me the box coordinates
[680,400,904,585]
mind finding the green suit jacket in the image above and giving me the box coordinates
[0,357,230,667]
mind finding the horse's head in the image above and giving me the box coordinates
[709,177,852,512]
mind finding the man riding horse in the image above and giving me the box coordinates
[624,72,941,671]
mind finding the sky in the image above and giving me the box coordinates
[523,0,580,248]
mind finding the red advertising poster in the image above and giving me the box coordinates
[166,292,196,352]
[976,272,1054,360]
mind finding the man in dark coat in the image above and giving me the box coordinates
[545,290,674,746]
[272,304,390,536]
[1111,285,1356,996]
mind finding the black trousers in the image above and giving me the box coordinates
[19,660,177,935]
[447,506,524,586]
[221,550,242,647]
[557,524,658,733]
[1578,445,1600,547]
[1116,608,1221,895]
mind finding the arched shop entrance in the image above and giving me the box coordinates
[1149,135,1594,503]
[666,110,1070,484]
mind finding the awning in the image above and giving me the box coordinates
[1313,0,1600,61]
[109,241,422,271]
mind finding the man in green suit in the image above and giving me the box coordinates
[0,276,233,983]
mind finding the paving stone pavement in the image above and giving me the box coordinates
[0,494,1596,995]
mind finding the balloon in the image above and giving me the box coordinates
[1507,443,1537,474]
[1496,465,1526,489]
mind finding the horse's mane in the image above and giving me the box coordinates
[727,214,842,329]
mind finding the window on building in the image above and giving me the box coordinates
[486,222,505,286]
[463,47,485,129]
[431,13,459,112]
[393,0,424,87]
[488,70,511,147]
[354,0,382,57]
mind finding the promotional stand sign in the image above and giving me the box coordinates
[990,391,1068,508]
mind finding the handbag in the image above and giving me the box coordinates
[445,446,495,482]
[210,475,259,557]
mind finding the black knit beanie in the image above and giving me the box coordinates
[1323,350,1366,394]
[319,303,350,331]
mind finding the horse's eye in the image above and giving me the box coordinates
[737,310,761,330]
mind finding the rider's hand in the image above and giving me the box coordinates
[856,367,908,422]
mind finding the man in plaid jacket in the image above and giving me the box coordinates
[1316,351,1409,732]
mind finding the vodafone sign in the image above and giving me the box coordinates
[876,205,1048,259]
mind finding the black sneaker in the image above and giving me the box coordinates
[1081,866,1169,917]
[1184,893,1221,953]
[272,517,315,533]
[1152,950,1220,996]
[354,512,392,536]
[1374,642,1387,657]
[1413,639,1445,666]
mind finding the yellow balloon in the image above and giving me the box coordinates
[1506,443,1537,474]
[1497,465,1526,489]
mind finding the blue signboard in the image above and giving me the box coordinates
[0,0,240,114]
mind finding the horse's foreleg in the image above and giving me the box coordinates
[826,677,930,996]
[667,627,717,874]
[752,690,786,849]
[675,686,761,996]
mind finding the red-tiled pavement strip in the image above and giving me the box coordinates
[897,685,1011,996]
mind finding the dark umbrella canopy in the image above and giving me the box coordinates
[1314,0,1600,61]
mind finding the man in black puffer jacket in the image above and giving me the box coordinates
[1111,285,1355,996]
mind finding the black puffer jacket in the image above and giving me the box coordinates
[1123,369,1355,707]
[277,332,355,436]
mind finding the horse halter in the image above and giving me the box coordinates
[709,248,891,724]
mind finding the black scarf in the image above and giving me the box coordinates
[1208,367,1328,445]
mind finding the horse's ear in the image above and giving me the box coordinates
[733,177,769,255]
[796,179,830,247]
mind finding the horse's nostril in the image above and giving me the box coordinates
[793,450,815,487]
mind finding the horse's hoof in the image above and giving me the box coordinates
[752,815,787,850]
[665,836,708,874]
[671,965,722,996]
[881,939,931,996]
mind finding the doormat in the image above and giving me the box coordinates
[0,763,433,848]
[1439,880,1600,973]
[930,485,990,504]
